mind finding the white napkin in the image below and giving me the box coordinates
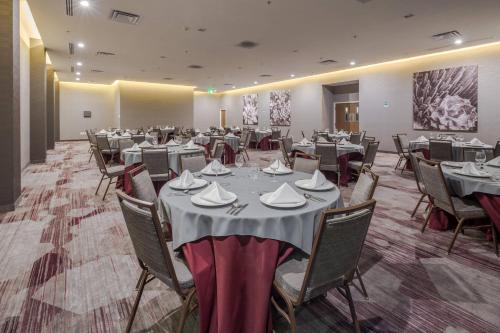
[131,143,139,150]
[145,133,153,138]
[122,132,131,137]
[302,170,327,188]
[201,160,227,174]
[299,138,312,145]
[185,140,197,149]
[178,170,194,188]
[138,141,153,148]
[416,135,428,142]
[197,133,204,138]
[166,139,178,146]
[317,137,328,143]
[225,132,236,138]
[269,160,291,173]
[469,138,484,145]
[339,138,348,145]
[445,136,455,141]
[460,162,483,176]
[195,128,200,132]
[112,133,120,138]
[487,156,500,167]
[98,129,107,134]
[197,182,233,204]
[265,183,303,205]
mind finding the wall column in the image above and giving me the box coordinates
[46,65,55,149]
[0,0,21,211]
[30,38,47,163]
[55,80,60,141]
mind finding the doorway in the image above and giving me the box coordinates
[322,81,359,131]
[335,102,359,132]
[219,109,226,128]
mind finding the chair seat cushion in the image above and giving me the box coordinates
[154,242,194,290]
[274,251,308,302]
[106,165,125,177]
[451,196,487,219]
[101,148,119,154]
[347,160,362,170]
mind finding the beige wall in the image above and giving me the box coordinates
[59,82,115,140]
[118,81,194,130]
[193,93,221,130]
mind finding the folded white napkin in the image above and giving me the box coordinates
[269,160,291,173]
[138,141,153,148]
[317,137,328,143]
[460,162,483,176]
[145,133,153,138]
[195,128,200,132]
[197,182,233,204]
[201,160,227,174]
[185,140,197,149]
[416,135,428,142]
[166,139,178,146]
[225,132,236,137]
[444,136,455,141]
[98,129,107,134]
[487,156,500,167]
[299,138,312,145]
[178,170,194,188]
[302,170,327,188]
[131,143,139,150]
[122,133,131,137]
[197,133,204,138]
[469,137,484,145]
[338,130,345,135]
[339,138,348,145]
[112,134,120,138]
[266,183,303,205]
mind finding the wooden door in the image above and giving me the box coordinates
[220,109,226,128]
[335,102,359,132]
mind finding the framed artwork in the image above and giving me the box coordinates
[269,89,291,126]
[242,94,258,125]
[413,65,478,131]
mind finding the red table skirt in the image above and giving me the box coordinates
[223,144,236,164]
[258,136,278,151]
[340,152,363,186]
[182,236,293,333]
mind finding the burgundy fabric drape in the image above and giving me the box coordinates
[116,162,140,195]
[223,144,236,164]
[476,194,500,233]
[182,236,293,333]
[258,136,273,150]
[340,152,363,186]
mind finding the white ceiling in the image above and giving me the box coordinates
[28,0,500,92]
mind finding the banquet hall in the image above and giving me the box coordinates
[2,0,500,332]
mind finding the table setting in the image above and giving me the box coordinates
[409,136,493,161]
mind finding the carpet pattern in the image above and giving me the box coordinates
[0,141,499,333]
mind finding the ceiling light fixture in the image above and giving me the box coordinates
[77,42,85,48]
[254,81,258,85]
[290,74,295,78]
[80,1,90,7]
[232,86,236,89]
[76,72,81,75]
[76,77,80,81]
[350,60,356,66]
[76,62,82,66]
[454,38,463,45]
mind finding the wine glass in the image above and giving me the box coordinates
[214,157,222,177]
[475,150,486,169]
[235,154,244,169]
[270,163,278,182]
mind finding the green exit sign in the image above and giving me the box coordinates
[207,87,217,94]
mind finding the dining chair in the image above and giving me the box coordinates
[92,146,125,200]
[279,139,294,167]
[285,128,290,138]
[350,133,361,145]
[293,152,320,174]
[141,147,171,182]
[315,143,340,185]
[87,131,98,162]
[131,134,146,144]
[118,138,134,154]
[429,139,453,161]
[116,190,196,333]
[360,130,367,143]
[269,129,282,150]
[392,135,406,170]
[238,134,251,161]
[95,134,119,164]
[180,153,207,173]
[272,200,377,333]
[210,140,225,161]
[361,136,375,152]
[396,134,411,173]
[417,157,497,255]
[348,141,380,175]
[463,148,494,162]
[495,141,500,158]
[408,152,430,218]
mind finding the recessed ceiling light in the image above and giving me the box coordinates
[76,62,82,66]
[254,81,258,85]
[350,60,356,66]
[454,39,463,45]
[80,1,90,7]
[76,77,80,81]
[76,72,81,75]
[232,86,236,89]
[77,42,85,48]
[290,74,295,78]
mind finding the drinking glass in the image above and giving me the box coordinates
[475,150,486,169]
[214,157,222,177]
[235,154,244,169]
[271,164,278,182]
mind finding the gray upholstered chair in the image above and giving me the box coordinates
[116,190,196,333]
[282,137,293,153]
[348,141,379,175]
[429,139,453,161]
[92,145,125,200]
[293,152,320,174]
[463,148,494,162]
[180,154,207,173]
[210,140,225,161]
[392,135,405,170]
[361,136,375,152]
[87,130,98,162]
[238,133,251,161]
[315,143,340,185]
[279,139,294,167]
[131,134,146,144]
[495,141,500,158]
[350,133,361,145]
[408,152,429,217]
[118,138,134,154]
[396,134,411,173]
[417,157,497,255]
[95,134,119,164]
[141,148,171,182]
[269,129,281,150]
[272,200,377,333]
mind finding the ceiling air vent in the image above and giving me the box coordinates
[259,74,272,77]
[91,69,104,73]
[432,30,461,41]
[223,83,234,86]
[319,59,337,65]
[68,42,74,55]
[236,41,259,49]
[66,0,73,16]
[163,77,174,80]
[96,51,116,56]
[188,65,203,69]
[110,10,140,25]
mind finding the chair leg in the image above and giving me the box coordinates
[411,193,426,217]
[103,177,113,200]
[95,174,105,195]
[88,150,94,163]
[176,289,197,333]
[355,267,368,298]
[395,156,402,170]
[400,159,408,174]
[271,285,297,333]
[491,224,499,256]
[447,218,466,254]
[344,283,361,333]
[126,270,148,333]
[135,270,147,290]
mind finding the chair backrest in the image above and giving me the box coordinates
[360,130,367,142]
[349,167,379,206]
[129,165,158,204]
[116,190,183,294]
[180,154,206,173]
[495,141,500,158]
[362,141,379,167]
[429,139,453,161]
[88,132,97,145]
[282,137,293,153]
[91,145,108,174]
[209,136,222,150]
[271,129,281,140]
[285,128,290,138]
[417,157,455,215]
[240,131,248,145]
[350,133,361,145]
[293,153,320,174]
[118,138,134,153]
[244,132,252,148]
[132,135,146,144]
[392,135,403,155]
[315,143,338,167]
[141,148,169,176]
[409,151,426,193]
[279,140,292,166]
[95,134,111,151]
[212,140,225,159]
[397,133,410,150]
[296,200,376,303]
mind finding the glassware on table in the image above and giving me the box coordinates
[270,164,278,182]
[429,133,435,139]
[475,150,486,169]
[214,157,223,177]
[235,154,244,169]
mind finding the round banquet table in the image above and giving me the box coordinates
[328,133,351,141]
[409,140,493,161]
[291,142,364,157]
[107,135,154,149]
[192,135,210,145]
[159,167,342,333]
[223,135,240,153]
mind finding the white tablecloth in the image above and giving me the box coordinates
[409,141,493,162]
[442,164,500,197]
[291,143,364,157]
[108,135,154,149]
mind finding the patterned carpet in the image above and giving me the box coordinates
[0,141,499,333]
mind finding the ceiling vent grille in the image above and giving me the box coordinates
[66,0,73,16]
[319,59,337,65]
[91,69,104,73]
[68,42,74,55]
[96,51,116,56]
[432,30,461,41]
[110,10,140,25]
